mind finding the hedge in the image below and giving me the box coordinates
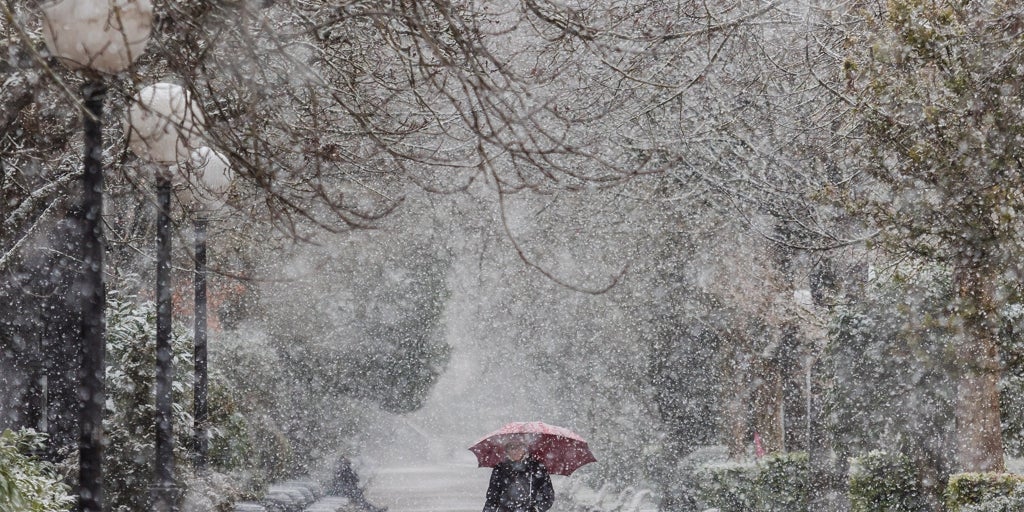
[848,450,926,512]
[695,452,808,512]
[946,473,1024,512]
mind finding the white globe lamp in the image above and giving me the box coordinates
[182,147,234,211]
[42,0,153,74]
[128,83,206,166]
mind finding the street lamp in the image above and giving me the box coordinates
[127,82,205,512]
[42,0,153,74]
[180,147,233,470]
[40,2,152,511]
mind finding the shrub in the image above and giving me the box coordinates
[695,461,759,512]
[958,492,1024,512]
[695,452,808,512]
[105,297,196,511]
[105,295,277,510]
[0,429,74,512]
[848,450,927,512]
[945,473,1024,512]
[758,452,809,511]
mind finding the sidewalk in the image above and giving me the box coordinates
[231,479,358,512]
[363,461,490,512]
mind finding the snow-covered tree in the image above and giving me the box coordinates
[847,0,1024,472]
[825,263,959,508]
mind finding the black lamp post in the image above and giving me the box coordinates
[41,2,152,511]
[182,146,233,470]
[153,167,174,511]
[192,214,209,468]
[128,82,205,512]
[77,80,107,512]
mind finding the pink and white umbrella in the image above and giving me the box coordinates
[469,421,596,476]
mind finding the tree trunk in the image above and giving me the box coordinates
[724,354,751,460]
[721,329,754,460]
[752,353,785,454]
[954,264,1004,472]
[779,323,806,451]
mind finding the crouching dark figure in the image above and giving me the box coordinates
[328,457,388,512]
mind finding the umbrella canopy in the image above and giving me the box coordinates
[469,421,596,476]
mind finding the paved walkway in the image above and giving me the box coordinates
[363,460,490,512]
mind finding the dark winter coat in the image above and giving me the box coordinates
[482,458,554,512]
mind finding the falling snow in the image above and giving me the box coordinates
[5,1,1024,512]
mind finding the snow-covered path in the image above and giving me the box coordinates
[363,457,490,512]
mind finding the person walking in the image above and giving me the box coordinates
[482,440,555,512]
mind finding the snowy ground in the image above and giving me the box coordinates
[362,453,490,512]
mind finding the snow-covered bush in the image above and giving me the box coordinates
[825,270,958,506]
[694,452,807,512]
[957,491,1024,512]
[848,450,926,512]
[945,473,1024,512]
[105,294,275,510]
[0,429,74,512]
[694,460,758,512]
[758,452,808,511]
[998,303,1024,458]
[105,296,197,511]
